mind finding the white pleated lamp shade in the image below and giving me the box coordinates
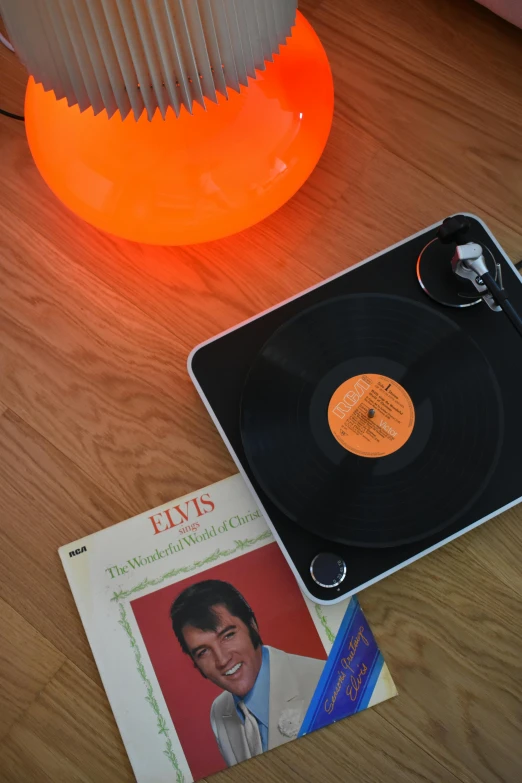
[0,0,298,119]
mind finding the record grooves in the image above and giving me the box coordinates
[239,294,504,548]
[190,215,522,602]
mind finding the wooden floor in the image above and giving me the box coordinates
[1,0,521,781]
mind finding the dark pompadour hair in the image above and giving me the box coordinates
[170,579,263,656]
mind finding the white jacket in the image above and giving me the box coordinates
[210,645,325,766]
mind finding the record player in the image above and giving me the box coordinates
[188,214,522,604]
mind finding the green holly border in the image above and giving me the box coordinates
[113,531,335,780]
[111,531,273,602]
[118,603,184,782]
[315,604,336,645]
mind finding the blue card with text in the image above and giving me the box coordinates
[299,596,384,736]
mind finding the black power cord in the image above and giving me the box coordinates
[480,270,522,339]
[0,106,24,121]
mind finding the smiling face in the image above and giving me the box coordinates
[182,604,263,698]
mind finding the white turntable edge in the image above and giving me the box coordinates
[187,213,522,604]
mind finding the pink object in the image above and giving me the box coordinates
[475,0,522,28]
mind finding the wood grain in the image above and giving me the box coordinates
[0,17,25,120]
[450,508,522,600]
[212,706,464,783]
[359,542,522,783]
[0,212,235,512]
[0,599,64,742]
[1,0,521,781]
[298,144,522,280]
[0,408,129,678]
[309,0,522,232]
[0,662,133,783]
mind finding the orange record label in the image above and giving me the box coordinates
[328,374,415,458]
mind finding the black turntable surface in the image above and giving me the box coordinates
[189,215,522,603]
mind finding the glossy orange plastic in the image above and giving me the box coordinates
[24,11,334,246]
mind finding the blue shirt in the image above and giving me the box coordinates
[233,645,270,751]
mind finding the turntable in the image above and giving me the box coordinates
[188,214,522,604]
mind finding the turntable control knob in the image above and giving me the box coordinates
[310,553,347,589]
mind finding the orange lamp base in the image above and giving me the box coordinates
[24,11,334,246]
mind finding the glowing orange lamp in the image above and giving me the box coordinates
[2,1,333,246]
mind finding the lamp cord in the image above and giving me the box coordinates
[0,106,24,121]
[0,31,14,52]
[0,28,24,121]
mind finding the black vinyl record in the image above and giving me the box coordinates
[239,294,504,548]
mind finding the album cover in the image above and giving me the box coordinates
[59,474,397,783]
